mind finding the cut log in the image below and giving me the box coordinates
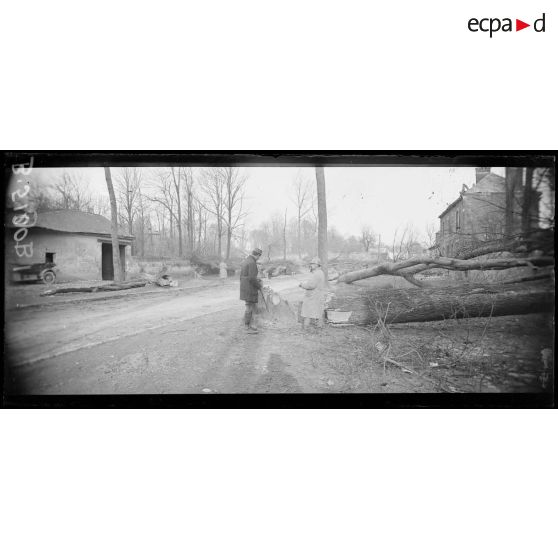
[326,281,554,325]
[256,287,298,322]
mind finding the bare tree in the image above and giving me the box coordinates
[193,196,209,254]
[283,208,288,260]
[199,168,226,258]
[114,167,143,255]
[134,190,151,257]
[147,169,181,256]
[180,167,196,253]
[292,172,314,258]
[104,167,124,282]
[391,224,421,262]
[8,180,59,213]
[262,221,273,262]
[219,167,248,260]
[169,167,187,257]
[360,225,375,252]
[236,225,248,254]
[424,221,438,248]
[315,167,328,279]
[115,168,142,234]
[254,214,284,261]
[51,171,94,212]
[91,194,111,218]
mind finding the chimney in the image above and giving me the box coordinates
[475,167,490,184]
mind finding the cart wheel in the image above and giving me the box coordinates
[42,270,56,284]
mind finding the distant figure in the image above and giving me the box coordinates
[240,248,263,334]
[219,261,227,284]
[299,257,327,329]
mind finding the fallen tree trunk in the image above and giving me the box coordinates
[337,255,554,285]
[41,286,97,295]
[41,281,148,296]
[96,281,149,291]
[326,281,554,325]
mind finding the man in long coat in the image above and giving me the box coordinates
[240,248,263,334]
[299,256,327,329]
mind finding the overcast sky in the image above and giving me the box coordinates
[31,166,506,243]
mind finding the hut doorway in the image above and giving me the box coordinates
[101,243,126,280]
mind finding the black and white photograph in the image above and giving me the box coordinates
[3,154,555,402]
[1,2,557,557]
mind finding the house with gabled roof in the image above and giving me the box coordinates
[6,209,134,281]
[431,168,541,258]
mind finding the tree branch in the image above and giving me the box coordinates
[337,255,555,284]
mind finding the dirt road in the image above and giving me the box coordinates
[5,276,552,395]
[6,276,300,365]
[5,276,327,394]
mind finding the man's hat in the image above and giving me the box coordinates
[310,257,321,266]
[252,248,263,256]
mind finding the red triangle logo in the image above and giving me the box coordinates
[516,19,530,31]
